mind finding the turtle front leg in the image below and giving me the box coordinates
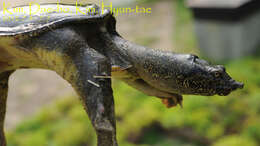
[0,71,14,146]
[69,48,118,146]
[123,78,183,108]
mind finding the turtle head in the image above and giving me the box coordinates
[172,54,244,96]
[110,36,243,97]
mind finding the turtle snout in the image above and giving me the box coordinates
[217,79,244,96]
[231,80,244,90]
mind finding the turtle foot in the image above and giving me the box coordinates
[161,96,183,108]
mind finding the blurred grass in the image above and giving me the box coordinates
[173,0,199,54]
[6,0,260,146]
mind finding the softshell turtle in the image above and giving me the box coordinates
[0,3,243,146]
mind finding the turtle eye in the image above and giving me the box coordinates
[214,71,221,78]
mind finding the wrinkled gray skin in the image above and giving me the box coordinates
[0,4,243,146]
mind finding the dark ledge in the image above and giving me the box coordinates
[188,0,260,22]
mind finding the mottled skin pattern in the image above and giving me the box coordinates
[0,4,243,146]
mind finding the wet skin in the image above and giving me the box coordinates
[0,4,244,146]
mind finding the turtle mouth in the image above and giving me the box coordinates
[217,80,244,96]
[218,89,232,96]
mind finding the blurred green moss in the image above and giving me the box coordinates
[213,135,257,146]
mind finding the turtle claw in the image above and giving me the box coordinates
[161,95,183,108]
[162,99,175,108]
[161,98,178,108]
